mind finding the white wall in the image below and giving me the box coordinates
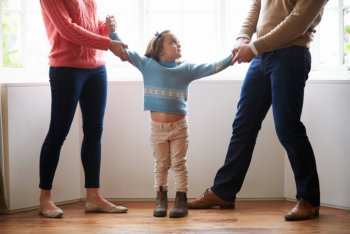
[99,81,284,200]
[284,81,350,209]
[4,79,350,211]
[6,84,81,210]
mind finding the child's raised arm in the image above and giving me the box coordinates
[189,54,233,80]
[105,15,130,62]
[106,17,150,71]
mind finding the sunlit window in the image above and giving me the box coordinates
[145,0,217,62]
[0,0,347,80]
[342,0,350,65]
[1,0,22,68]
[314,1,339,65]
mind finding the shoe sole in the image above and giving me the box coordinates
[39,211,63,218]
[285,210,319,221]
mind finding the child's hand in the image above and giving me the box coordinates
[105,15,116,33]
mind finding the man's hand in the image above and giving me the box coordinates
[232,37,251,58]
[105,15,116,33]
[231,44,255,65]
[109,40,130,62]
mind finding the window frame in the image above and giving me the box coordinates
[339,0,344,64]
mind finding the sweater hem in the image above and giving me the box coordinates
[48,61,106,69]
[144,108,187,115]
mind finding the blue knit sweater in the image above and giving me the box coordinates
[110,32,232,114]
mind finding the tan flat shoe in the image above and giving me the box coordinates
[39,208,64,218]
[85,202,128,213]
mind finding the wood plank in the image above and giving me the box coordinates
[0,201,349,233]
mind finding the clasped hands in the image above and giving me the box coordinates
[106,15,130,63]
[230,37,255,66]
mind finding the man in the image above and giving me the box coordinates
[188,0,328,221]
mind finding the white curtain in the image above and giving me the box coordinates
[0,86,8,212]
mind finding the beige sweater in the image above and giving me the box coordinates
[238,0,328,55]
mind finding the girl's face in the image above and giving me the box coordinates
[158,33,181,62]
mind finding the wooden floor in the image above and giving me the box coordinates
[0,200,349,233]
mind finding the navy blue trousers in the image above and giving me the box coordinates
[39,65,107,190]
[211,46,320,207]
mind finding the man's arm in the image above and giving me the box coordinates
[253,0,328,54]
[231,0,328,65]
[230,0,260,65]
[237,0,261,40]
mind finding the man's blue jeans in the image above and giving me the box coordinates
[39,65,107,190]
[211,46,320,207]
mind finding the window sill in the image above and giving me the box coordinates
[1,64,350,85]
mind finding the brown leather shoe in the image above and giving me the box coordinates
[285,199,319,221]
[188,189,234,209]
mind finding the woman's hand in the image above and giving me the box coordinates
[105,15,116,33]
[109,40,131,62]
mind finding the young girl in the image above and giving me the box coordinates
[108,20,232,218]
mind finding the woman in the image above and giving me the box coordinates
[39,0,128,218]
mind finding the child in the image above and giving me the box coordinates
[107,19,232,218]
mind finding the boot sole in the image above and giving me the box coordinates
[188,204,235,209]
[169,212,188,218]
[153,211,167,217]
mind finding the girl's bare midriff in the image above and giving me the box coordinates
[150,111,186,123]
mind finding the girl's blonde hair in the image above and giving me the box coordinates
[144,30,170,60]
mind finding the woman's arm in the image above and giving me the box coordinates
[109,32,150,71]
[109,40,130,62]
[98,19,110,37]
[40,0,110,50]
[103,15,129,61]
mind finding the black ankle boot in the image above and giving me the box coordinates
[169,191,188,218]
[153,186,168,217]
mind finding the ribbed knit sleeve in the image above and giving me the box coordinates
[253,0,328,54]
[40,0,111,51]
[98,19,110,37]
[237,0,260,40]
